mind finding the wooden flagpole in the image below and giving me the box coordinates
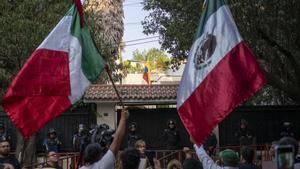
[75,0,124,108]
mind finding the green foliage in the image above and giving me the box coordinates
[229,0,300,104]
[142,0,300,104]
[128,48,170,73]
[0,0,71,96]
[142,0,203,61]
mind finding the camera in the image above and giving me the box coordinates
[90,124,115,147]
[275,145,294,169]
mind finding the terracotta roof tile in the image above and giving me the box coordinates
[84,84,179,104]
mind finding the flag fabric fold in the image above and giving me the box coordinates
[176,0,266,145]
[2,1,106,138]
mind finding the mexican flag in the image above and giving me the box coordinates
[177,0,266,145]
[2,1,106,138]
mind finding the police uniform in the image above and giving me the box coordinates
[127,122,142,148]
[43,128,61,152]
[163,120,180,150]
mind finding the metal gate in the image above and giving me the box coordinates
[117,107,192,150]
[219,105,300,146]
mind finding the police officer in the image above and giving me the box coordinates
[127,122,142,148]
[73,124,90,168]
[280,121,295,138]
[42,128,62,152]
[73,124,90,153]
[0,123,11,144]
[235,119,255,146]
[162,120,180,150]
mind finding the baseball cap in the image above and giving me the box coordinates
[219,149,239,167]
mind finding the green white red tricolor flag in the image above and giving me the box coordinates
[2,0,106,138]
[176,0,266,145]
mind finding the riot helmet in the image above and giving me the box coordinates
[167,119,176,129]
[240,119,248,129]
[129,122,137,132]
[48,128,57,138]
[0,123,5,132]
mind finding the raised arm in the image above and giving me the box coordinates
[109,109,129,156]
[194,145,223,169]
[190,137,223,169]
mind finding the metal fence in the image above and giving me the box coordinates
[0,105,96,152]
[26,144,276,169]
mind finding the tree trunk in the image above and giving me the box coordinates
[15,131,37,169]
[85,0,124,83]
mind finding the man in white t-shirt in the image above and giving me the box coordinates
[194,145,239,169]
[80,109,129,169]
[190,136,239,169]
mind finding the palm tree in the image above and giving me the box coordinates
[85,0,124,82]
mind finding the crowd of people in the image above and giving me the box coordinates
[0,112,299,169]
